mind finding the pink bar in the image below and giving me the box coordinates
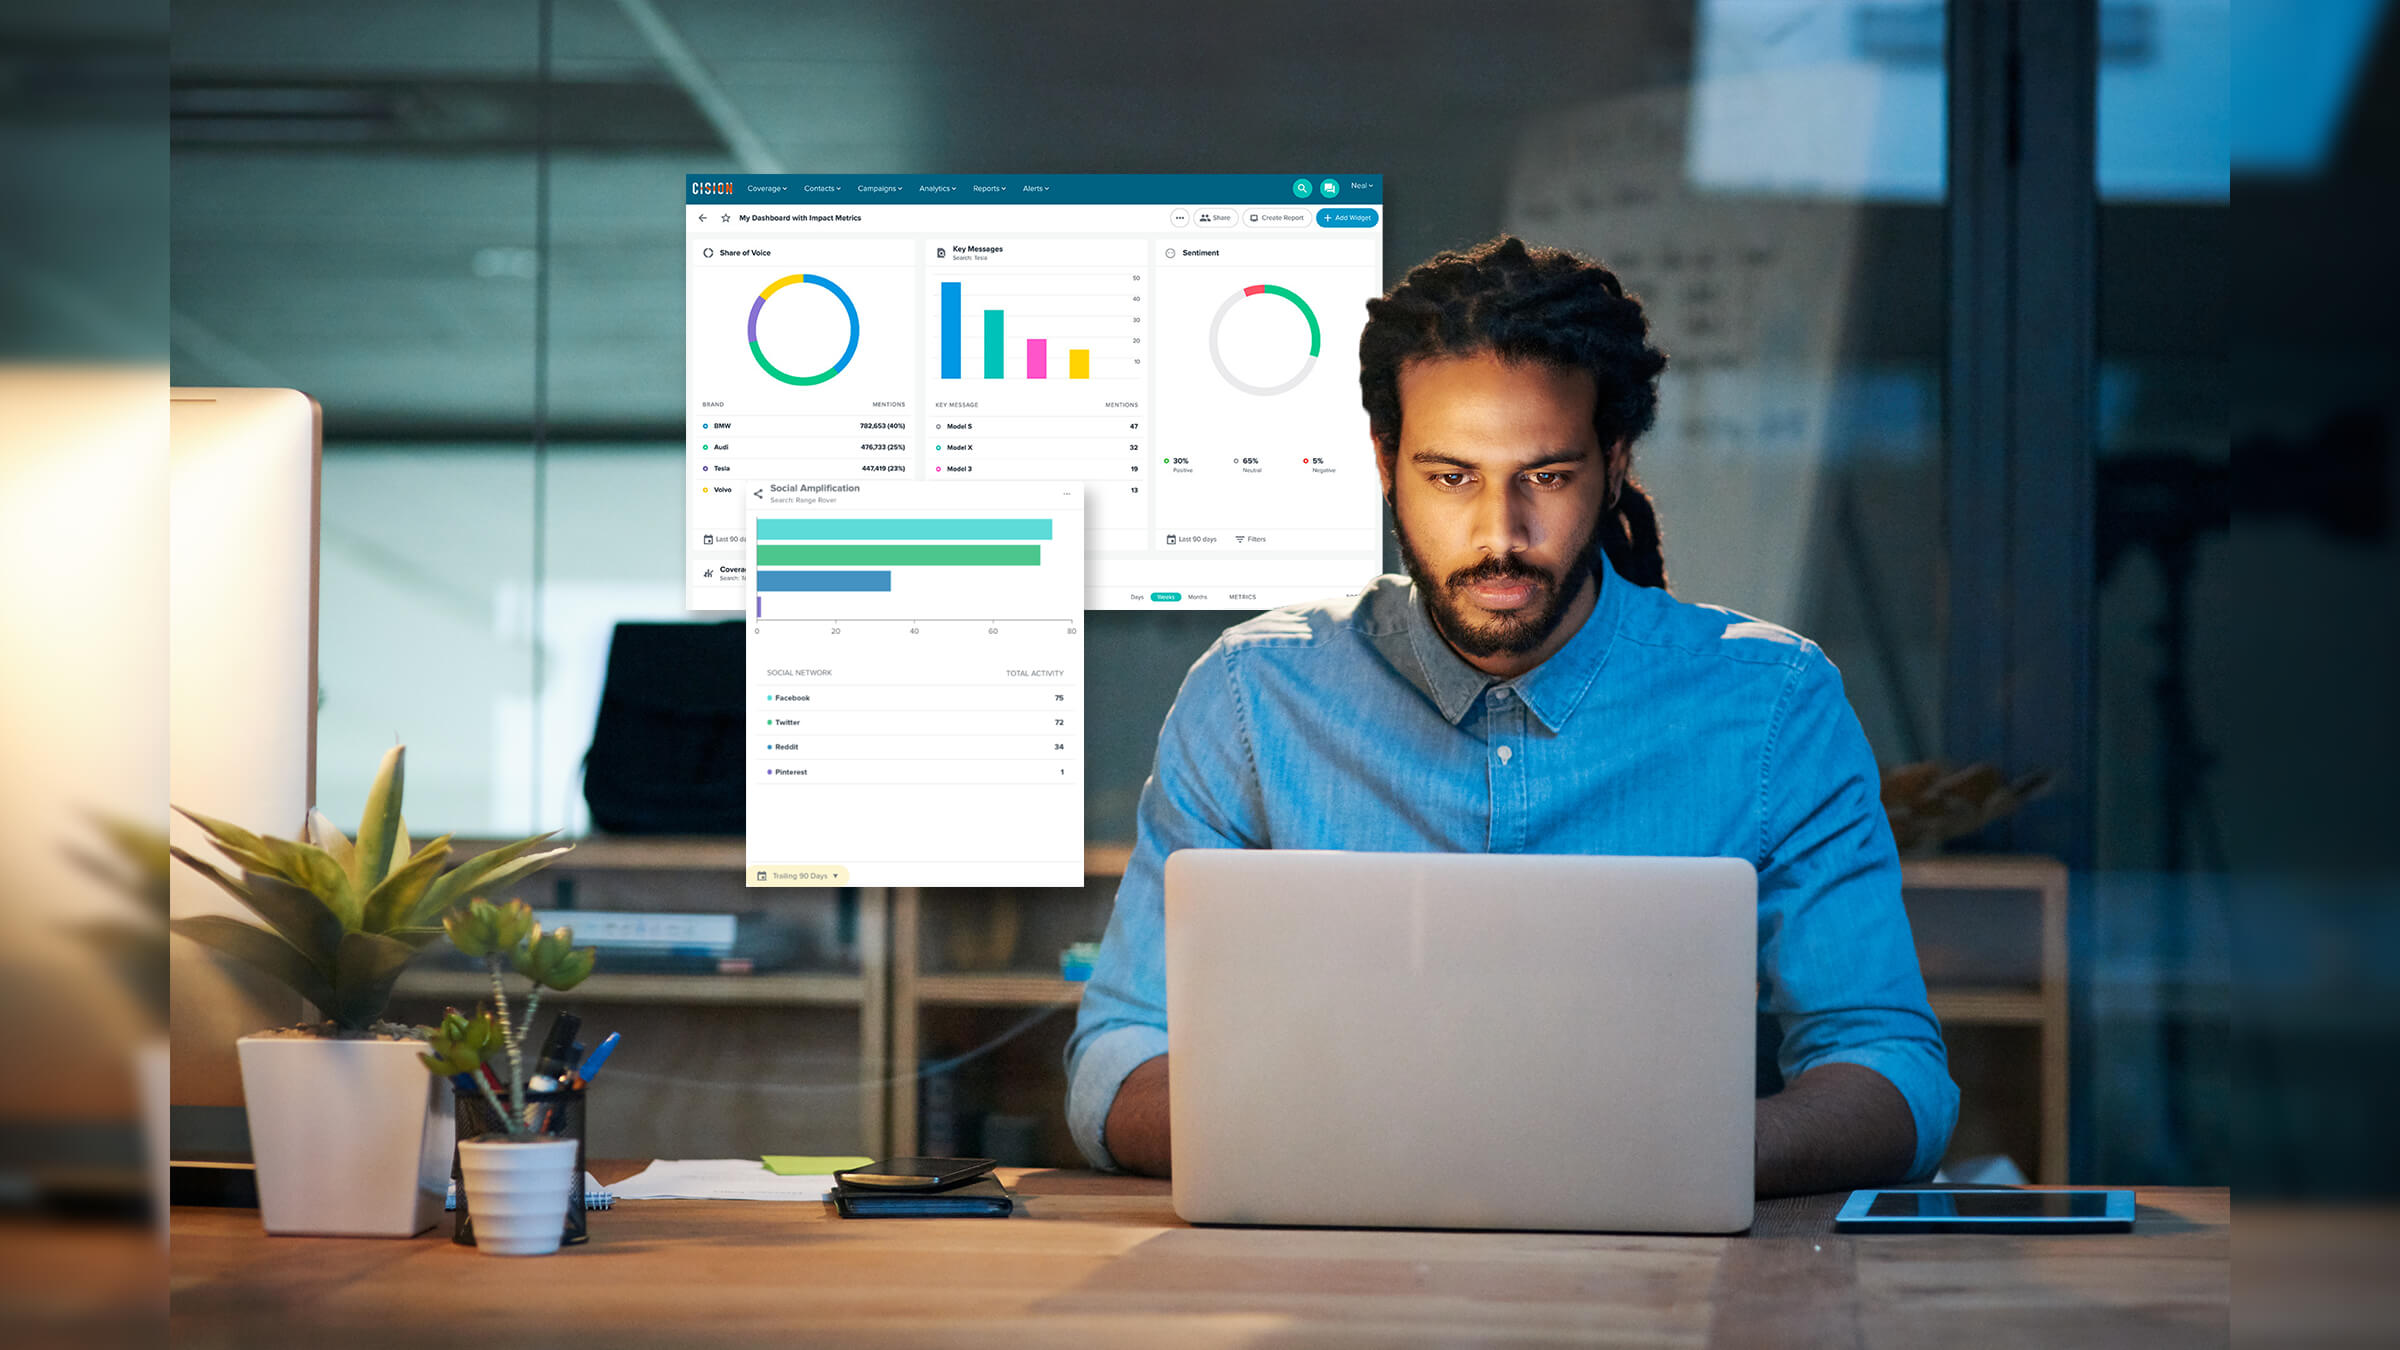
[1027,337,1048,379]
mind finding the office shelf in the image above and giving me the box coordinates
[444,838,2060,1174]
[400,836,889,1158]
[395,969,867,1007]
[1082,842,1134,880]
[915,974,1086,1006]
[1926,986,2046,1026]
[1901,855,2069,1182]
[450,836,1131,878]
[447,835,746,871]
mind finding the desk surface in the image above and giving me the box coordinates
[172,1166,2228,1348]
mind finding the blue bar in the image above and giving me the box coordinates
[757,570,893,592]
[939,282,961,380]
[759,518,1051,541]
[688,173,1385,206]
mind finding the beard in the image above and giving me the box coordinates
[1394,512,1602,660]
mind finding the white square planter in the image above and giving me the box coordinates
[235,1033,452,1237]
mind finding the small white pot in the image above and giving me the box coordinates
[456,1137,579,1256]
[235,1033,452,1237]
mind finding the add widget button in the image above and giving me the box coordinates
[1317,207,1379,228]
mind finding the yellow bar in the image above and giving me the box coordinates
[1068,348,1091,379]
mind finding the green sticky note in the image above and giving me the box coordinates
[762,1155,873,1176]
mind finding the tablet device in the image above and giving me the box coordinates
[833,1158,997,1191]
[1834,1188,2134,1234]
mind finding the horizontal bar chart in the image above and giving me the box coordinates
[758,518,1054,541]
[756,543,1043,566]
[756,570,894,592]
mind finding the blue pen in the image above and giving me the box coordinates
[575,1032,623,1087]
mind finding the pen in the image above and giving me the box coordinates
[573,1031,623,1088]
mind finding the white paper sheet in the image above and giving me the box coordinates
[606,1158,838,1201]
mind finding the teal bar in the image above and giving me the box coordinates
[983,309,1004,378]
[757,518,1052,541]
[756,543,1040,566]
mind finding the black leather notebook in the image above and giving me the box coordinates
[833,1176,1013,1218]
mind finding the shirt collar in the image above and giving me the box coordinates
[1388,551,1630,732]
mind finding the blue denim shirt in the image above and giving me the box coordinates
[1066,554,1959,1181]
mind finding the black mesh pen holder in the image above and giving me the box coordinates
[450,1083,588,1247]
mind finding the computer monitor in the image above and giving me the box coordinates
[168,388,319,1148]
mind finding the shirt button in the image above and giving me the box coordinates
[1489,687,1513,702]
[1496,745,1514,764]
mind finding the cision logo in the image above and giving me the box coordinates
[691,181,733,196]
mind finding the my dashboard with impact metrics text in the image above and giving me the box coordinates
[686,172,1386,612]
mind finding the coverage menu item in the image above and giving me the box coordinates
[686,173,1385,611]
[744,479,1083,888]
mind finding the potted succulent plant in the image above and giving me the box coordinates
[421,898,594,1256]
[168,745,570,1237]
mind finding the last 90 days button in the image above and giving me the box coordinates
[750,863,852,887]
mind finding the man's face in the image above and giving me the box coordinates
[1380,351,1613,674]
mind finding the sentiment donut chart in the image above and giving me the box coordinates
[749,273,860,386]
[1209,283,1321,395]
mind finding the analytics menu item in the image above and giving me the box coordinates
[688,173,1385,611]
[745,479,1083,888]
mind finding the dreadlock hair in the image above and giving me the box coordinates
[1359,235,1671,590]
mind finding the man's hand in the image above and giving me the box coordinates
[1105,1052,1910,1192]
[1102,1054,1173,1177]
[1755,1061,1918,1197]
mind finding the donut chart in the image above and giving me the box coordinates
[1208,283,1320,396]
[748,273,860,386]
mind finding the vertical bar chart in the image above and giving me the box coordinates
[929,273,1142,380]
[939,282,962,379]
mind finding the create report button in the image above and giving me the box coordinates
[751,864,853,887]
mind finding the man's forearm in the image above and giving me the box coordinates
[1101,1053,1172,1177]
[1754,1061,1918,1197]
[1104,1052,1909,1191]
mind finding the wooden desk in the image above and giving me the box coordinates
[171,1167,2228,1348]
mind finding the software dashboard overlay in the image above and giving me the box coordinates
[686,173,1386,612]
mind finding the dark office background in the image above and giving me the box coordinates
[51,0,2366,1196]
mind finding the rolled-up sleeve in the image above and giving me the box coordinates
[1757,646,1960,1181]
[1066,643,1266,1171]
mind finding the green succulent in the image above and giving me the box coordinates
[514,923,596,992]
[418,1007,504,1077]
[443,897,539,961]
[426,898,599,1138]
[167,745,573,1032]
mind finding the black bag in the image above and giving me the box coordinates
[581,620,744,834]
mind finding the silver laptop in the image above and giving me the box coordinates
[1165,849,1756,1233]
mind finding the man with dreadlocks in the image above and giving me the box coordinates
[1067,237,1956,1196]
